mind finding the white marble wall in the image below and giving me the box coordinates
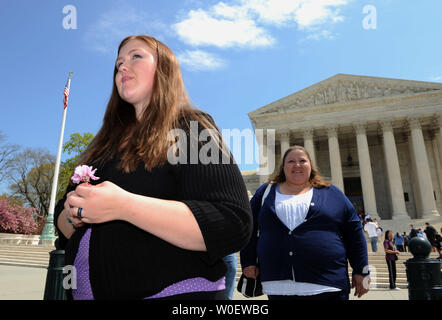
[368,139,390,219]
[397,142,418,219]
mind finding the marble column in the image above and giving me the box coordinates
[354,122,379,219]
[258,130,269,185]
[431,133,442,200]
[303,128,317,167]
[436,114,442,167]
[380,120,408,220]
[408,117,439,217]
[257,129,276,185]
[433,114,442,198]
[327,126,344,192]
[279,130,290,160]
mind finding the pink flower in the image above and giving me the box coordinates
[71,165,100,184]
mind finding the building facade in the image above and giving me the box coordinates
[246,74,442,224]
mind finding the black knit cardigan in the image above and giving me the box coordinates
[54,114,252,299]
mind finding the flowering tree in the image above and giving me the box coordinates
[0,198,42,234]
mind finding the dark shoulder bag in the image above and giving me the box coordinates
[237,183,272,298]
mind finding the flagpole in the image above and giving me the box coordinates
[40,72,73,246]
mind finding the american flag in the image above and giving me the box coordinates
[63,73,72,109]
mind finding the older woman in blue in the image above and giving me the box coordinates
[240,146,370,300]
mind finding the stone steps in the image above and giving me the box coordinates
[0,249,51,257]
[0,234,41,246]
[0,244,54,268]
[0,244,54,252]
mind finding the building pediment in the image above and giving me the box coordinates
[250,74,442,117]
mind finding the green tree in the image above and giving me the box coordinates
[57,132,95,200]
[63,132,95,156]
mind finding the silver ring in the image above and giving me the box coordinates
[77,207,83,218]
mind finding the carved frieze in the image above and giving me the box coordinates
[260,79,439,115]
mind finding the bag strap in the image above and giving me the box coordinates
[261,183,272,207]
[257,182,272,239]
[244,183,273,272]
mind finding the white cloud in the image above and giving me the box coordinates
[172,9,274,48]
[292,0,348,30]
[83,1,350,71]
[211,2,249,20]
[242,0,348,28]
[177,50,226,71]
[241,0,303,26]
[173,0,349,48]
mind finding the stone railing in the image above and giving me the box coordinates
[0,233,41,245]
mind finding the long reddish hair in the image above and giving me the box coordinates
[79,35,221,172]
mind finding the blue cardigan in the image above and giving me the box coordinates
[240,183,369,294]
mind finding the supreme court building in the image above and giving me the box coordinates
[244,74,442,227]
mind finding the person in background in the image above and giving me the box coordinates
[364,218,379,252]
[373,218,383,237]
[223,253,238,300]
[409,225,419,239]
[373,218,380,228]
[240,146,369,300]
[353,203,365,224]
[424,223,442,259]
[384,230,400,290]
[402,232,409,252]
[439,229,442,259]
[393,232,404,252]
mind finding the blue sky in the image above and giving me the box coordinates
[1,0,442,193]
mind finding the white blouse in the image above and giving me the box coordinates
[261,186,341,296]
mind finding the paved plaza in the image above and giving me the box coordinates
[0,265,47,300]
[0,264,408,300]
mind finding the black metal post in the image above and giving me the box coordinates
[43,238,67,300]
[404,237,442,300]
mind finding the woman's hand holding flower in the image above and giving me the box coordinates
[67,181,129,224]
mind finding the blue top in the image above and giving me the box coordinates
[240,183,369,294]
[393,234,404,246]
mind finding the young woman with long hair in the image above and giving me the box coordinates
[54,35,252,300]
